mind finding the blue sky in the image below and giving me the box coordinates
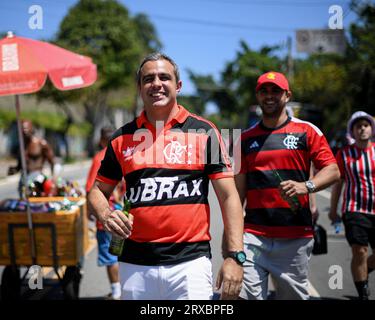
[0,0,359,95]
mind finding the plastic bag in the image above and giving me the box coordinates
[312,224,327,255]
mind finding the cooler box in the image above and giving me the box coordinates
[0,197,89,266]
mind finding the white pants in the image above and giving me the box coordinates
[119,256,213,300]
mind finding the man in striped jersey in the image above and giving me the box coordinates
[234,71,340,300]
[88,53,244,300]
[329,111,375,300]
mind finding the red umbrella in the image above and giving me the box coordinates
[0,32,96,95]
[0,31,97,265]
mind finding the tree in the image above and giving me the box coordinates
[39,0,161,157]
[187,1,375,134]
[292,53,349,132]
[346,0,375,115]
[189,41,283,128]
[133,13,162,53]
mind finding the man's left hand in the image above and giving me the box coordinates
[216,258,243,300]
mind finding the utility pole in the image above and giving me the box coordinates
[287,36,294,81]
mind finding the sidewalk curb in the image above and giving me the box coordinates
[0,173,20,186]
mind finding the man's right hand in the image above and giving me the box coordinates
[102,209,134,239]
[328,210,340,223]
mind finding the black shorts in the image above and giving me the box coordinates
[343,212,375,248]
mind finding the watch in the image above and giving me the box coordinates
[305,180,316,193]
[226,251,247,266]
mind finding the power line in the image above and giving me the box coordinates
[343,3,355,19]
[187,0,350,7]
[150,14,294,32]
[1,1,359,39]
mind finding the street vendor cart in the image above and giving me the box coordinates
[0,197,89,300]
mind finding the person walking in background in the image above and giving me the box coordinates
[329,111,375,300]
[8,119,55,197]
[234,71,339,300]
[86,126,125,300]
[88,52,244,300]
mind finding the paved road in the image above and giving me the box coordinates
[0,162,374,299]
[309,190,375,300]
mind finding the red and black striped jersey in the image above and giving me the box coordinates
[96,105,232,265]
[240,117,336,238]
[336,143,375,215]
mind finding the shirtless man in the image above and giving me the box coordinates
[8,120,55,196]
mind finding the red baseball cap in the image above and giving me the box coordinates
[256,71,289,92]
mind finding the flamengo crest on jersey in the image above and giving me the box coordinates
[283,134,299,150]
[163,141,193,164]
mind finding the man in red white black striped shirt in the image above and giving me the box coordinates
[234,71,340,300]
[329,111,375,300]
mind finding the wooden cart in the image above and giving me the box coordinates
[0,197,89,300]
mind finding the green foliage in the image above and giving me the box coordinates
[0,109,65,130]
[36,0,162,155]
[56,0,143,91]
[133,13,162,53]
[292,53,349,131]
[0,108,90,136]
[189,41,283,128]
[345,0,375,114]
[68,121,91,137]
[189,2,375,133]
[0,109,14,129]
[177,95,206,116]
[38,1,161,105]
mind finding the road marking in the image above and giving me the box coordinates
[328,239,347,243]
[0,174,19,186]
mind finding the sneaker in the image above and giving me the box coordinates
[105,293,121,300]
[358,286,370,300]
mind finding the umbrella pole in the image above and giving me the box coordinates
[15,95,37,266]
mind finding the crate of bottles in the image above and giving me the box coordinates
[0,197,89,266]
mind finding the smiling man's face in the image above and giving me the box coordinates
[139,59,182,114]
[256,83,291,119]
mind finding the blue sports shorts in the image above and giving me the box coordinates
[96,230,118,266]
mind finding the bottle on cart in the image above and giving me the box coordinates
[109,199,131,256]
[28,181,38,197]
[34,173,47,196]
[56,177,66,196]
[272,169,302,214]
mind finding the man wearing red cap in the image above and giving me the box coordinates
[329,111,375,300]
[234,71,340,299]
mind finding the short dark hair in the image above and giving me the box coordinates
[136,52,180,86]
